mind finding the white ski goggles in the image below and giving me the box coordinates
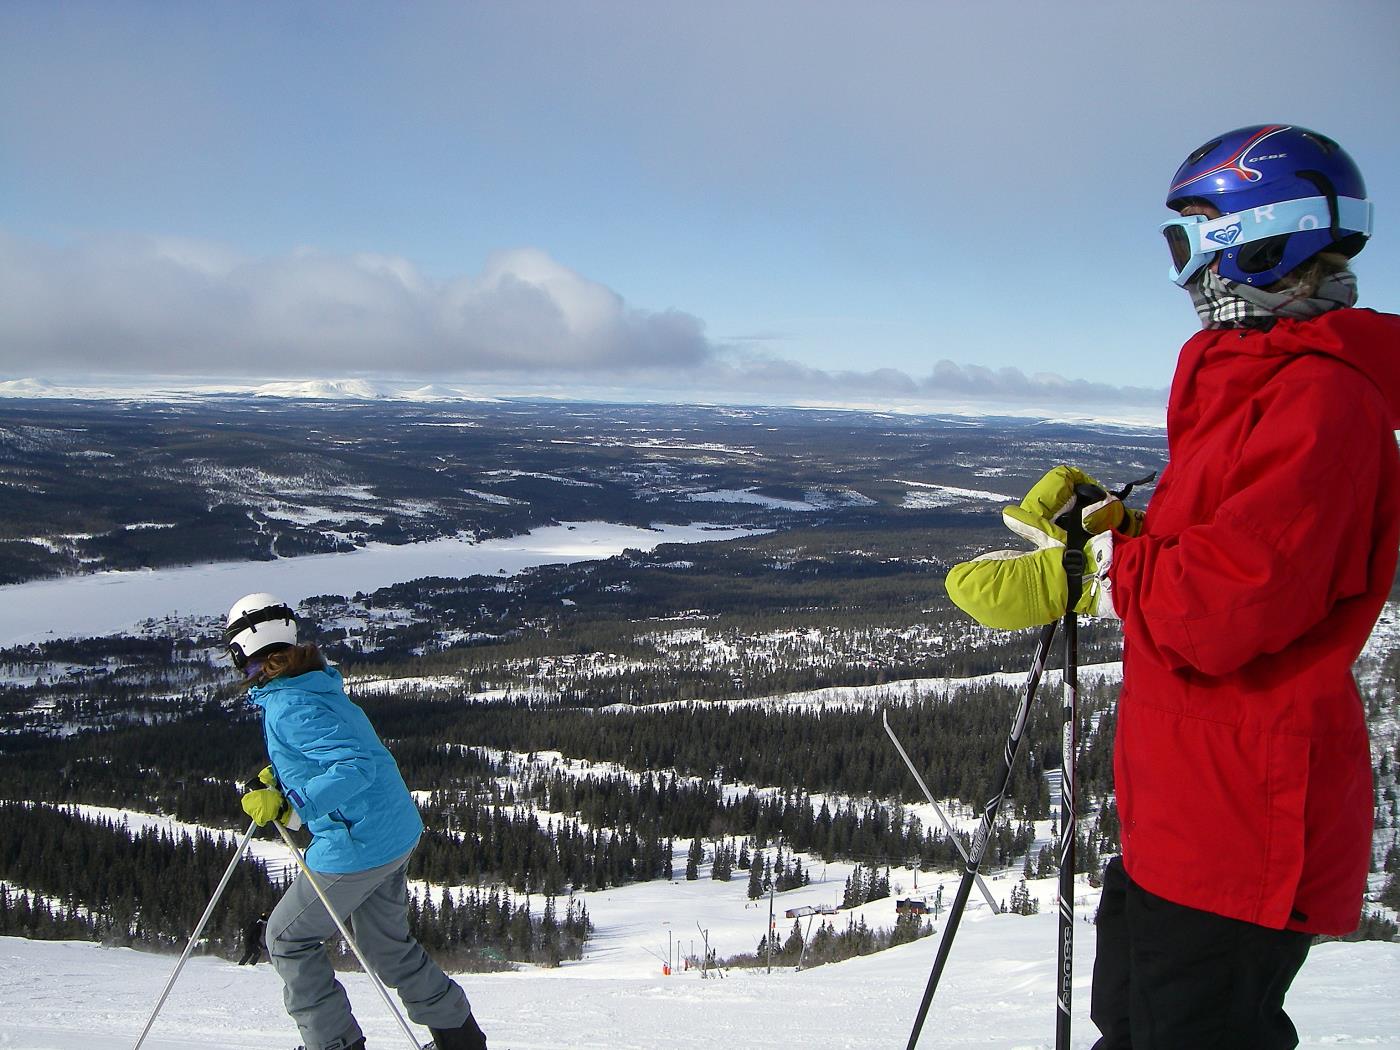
[1161,194,1373,286]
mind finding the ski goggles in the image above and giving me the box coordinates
[1161,194,1373,286]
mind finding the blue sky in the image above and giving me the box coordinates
[2,1,1398,412]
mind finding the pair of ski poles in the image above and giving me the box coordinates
[133,820,423,1050]
[893,480,1121,1050]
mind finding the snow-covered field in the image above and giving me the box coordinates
[2,883,1396,1050]
[0,521,762,647]
[896,479,1013,510]
[5,801,1398,1048]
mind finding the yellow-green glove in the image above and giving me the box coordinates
[241,766,303,829]
[1004,465,1145,543]
[946,530,1117,630]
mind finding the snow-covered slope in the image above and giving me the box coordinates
[2,912,1395,1050]
[3,814,1396,1049]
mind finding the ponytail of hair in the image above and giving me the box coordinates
[251,643,327,686]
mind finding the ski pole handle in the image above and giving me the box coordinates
[1057,483,1105,550]
[1056,484,1104,605]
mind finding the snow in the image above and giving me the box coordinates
[730,662,1123,712]
[685,489,820,511]
[258,504,386,527]
[0,376,504,403]
[625,440,758,457]
[348,675,469,696]
[2,897,1395,1049]
[897,480,1014,509]
[0,522,764,648]
[684,488,877,512]
[481,471,601,489]
[458,490,526,507]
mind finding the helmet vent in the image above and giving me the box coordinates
[1299,131,1340,155]
[1186,139,1222,165]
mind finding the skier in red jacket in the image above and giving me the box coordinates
[947,125,1397,1047]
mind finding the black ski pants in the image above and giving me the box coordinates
[1091,856,1312,1050]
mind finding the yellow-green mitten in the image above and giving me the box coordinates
[946,531,1116,630]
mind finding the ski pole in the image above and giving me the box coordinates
[133,819,259,1050]
[1054,482,1102,1050]
[272,821,423,1050]
[901,618,1058,1050]
[882,712,1000,914]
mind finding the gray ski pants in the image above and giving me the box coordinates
[266,847,471,1050]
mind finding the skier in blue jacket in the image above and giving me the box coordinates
[226,592,488,1050]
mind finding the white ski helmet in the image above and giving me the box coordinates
[224,592,298,669]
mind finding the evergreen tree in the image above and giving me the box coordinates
[842,864,867,908]
[711,842,733,882]
[1380,870,1400,911]
[747,852,765,900]
[782,919,804,959]
[1009,879,1039,916]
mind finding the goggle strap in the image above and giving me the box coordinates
[1176,195,1371,254]
[224,604,297,644]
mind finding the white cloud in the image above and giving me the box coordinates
[0,231,711,375]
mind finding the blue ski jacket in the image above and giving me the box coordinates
[249,666,423,874]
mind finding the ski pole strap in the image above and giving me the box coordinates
[1111,471,1157,502]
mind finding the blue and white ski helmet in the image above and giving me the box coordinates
[1163,124,1371,286]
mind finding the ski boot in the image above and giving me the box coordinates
[424,1013,487,1050]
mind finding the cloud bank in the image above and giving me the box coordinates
[0,230,1164,409]
[0,231,709,375]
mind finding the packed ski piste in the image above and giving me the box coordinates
[7,124,1400,1050]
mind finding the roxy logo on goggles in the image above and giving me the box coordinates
[1206,224,1242,247]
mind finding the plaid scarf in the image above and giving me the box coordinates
[1189,269,1358,330]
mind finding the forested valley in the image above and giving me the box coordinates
[2,398,1396,967]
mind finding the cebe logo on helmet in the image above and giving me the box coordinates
[1161,124,1373,287]
[224,592,298,670]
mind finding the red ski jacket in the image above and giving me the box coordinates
[1109,307,1400,935]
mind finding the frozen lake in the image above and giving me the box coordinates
[0,521,759,646]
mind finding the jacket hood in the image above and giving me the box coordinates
[1255,309,1400,427]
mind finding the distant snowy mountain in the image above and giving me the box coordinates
[0,374,1168,426]
[252,378,394,400]
[0,378,55,396]
[0,375,505,403]
[250,379,504,402]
